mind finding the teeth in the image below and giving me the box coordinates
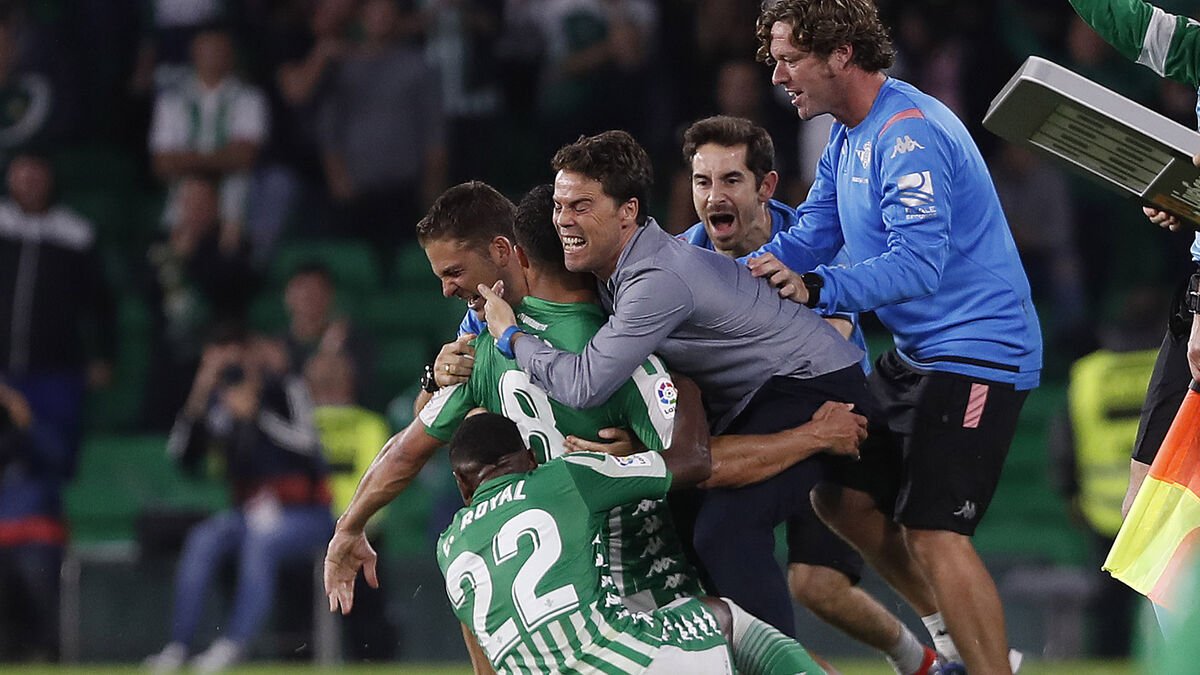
[561,235,585,252]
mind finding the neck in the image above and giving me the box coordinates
[526,268,596,304]
[835,70,888,128]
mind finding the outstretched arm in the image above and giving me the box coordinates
[325,421,443,613]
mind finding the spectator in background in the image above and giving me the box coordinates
[418,0,504,186]
[304,351,397,660]
[0,152,114,475]
[145,324,333,673]
[317,0,447,266]
[250,0,358,260]
[281,262,374,400]
[1051,287,1163,658]
[0,379,66,662]
[142,174,257,430]
[130,0,233,95]
[149,26,268,250]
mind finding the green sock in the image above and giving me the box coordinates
[726,599,826,675]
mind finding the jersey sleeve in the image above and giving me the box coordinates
[750,127,845,270]
[419,383,479,442]
[610,355,676,452]
[560,451,671,514]
[815,113,953,314]
[1070,0,1200,88]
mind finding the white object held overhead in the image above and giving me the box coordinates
[985,55,1200,225]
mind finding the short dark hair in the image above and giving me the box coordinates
[682,116,776,187]
[288,260,334,286]
[416,181,517,251]
[551,131,653,226]
[756,0,895,73]
[513,184,561,268]
[448,413,527,471]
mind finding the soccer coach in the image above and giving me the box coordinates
[476,129,867,638]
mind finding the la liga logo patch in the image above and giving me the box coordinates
[655,378,677,418]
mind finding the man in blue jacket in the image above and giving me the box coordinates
[744,2,1043,673]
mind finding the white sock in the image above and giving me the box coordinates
[884,624,927,674]
[922,612,961,662]
[888,624,931,667]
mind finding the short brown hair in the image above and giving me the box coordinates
[756,0,895,73]
[416,181,516,250]
[682,116,776,188]
[551,130,653,226]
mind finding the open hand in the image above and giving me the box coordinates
[564,427,645,456]
[324,530,379,615]
[746,253,807,304]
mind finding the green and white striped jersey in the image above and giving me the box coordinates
[436,452,727,675]
[1070,0,1200,88]
[420,297,705,608]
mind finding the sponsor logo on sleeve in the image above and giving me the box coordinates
[654,378,677,418]
[615,454,651,468]
[896,171,938,218]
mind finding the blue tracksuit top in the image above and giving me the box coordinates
[753,78,1042,390]
[679,199,871,374]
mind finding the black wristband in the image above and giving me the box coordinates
[800,272,824,309]
[420,363,440,393]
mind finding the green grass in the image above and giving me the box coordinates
[3,659,1141,674]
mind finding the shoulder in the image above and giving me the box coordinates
[870,80,961,147]
[676,222,710,248]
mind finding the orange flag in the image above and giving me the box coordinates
[1105,382,1200,609]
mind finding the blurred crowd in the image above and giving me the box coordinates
[1,0,1198,665]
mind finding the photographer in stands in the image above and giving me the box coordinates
[146,324,332,673]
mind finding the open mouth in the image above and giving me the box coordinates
[708,213,736,235]
[561,234,586,253]
[465,294,484,313]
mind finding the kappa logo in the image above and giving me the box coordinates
[890,135,925,158]
[953,500,977,520]
[856,141,872,169]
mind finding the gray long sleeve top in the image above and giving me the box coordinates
[514,220,863,432]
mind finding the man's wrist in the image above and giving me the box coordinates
[496,325,523,359]
[800,272,824,308]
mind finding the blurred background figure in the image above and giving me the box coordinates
[142,174,257,431]
[305,350,397,660]
[145,324,332,673]
[317,0,446,270]
[0,379,65,662]
[0,151,114,498]
[148,26,269,253]
[280,261,373,395]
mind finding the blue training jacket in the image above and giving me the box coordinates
[752,78,1042,389]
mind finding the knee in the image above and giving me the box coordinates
[787,563,852,613]
[902,528,971,570]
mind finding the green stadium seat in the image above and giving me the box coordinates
[66,435,228,544]
[358,290,465,350]
[394,243,435,288]
[370,335,434,409]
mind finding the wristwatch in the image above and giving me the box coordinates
[800,272,824,308]
[420,363,440,393]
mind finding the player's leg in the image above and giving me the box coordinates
[897,372,1029,675]
[708,596,828,675]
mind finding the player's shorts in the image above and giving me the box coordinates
[720,367,872,581]
[833,350,1029,536]
[1133,273,1193,465]
[644,597,733,674]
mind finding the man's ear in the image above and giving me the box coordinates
[490,235,514,265]
[514,243,531,271]
[758,171,779,203]
[831,43,853,71]
[620,198,640,225]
